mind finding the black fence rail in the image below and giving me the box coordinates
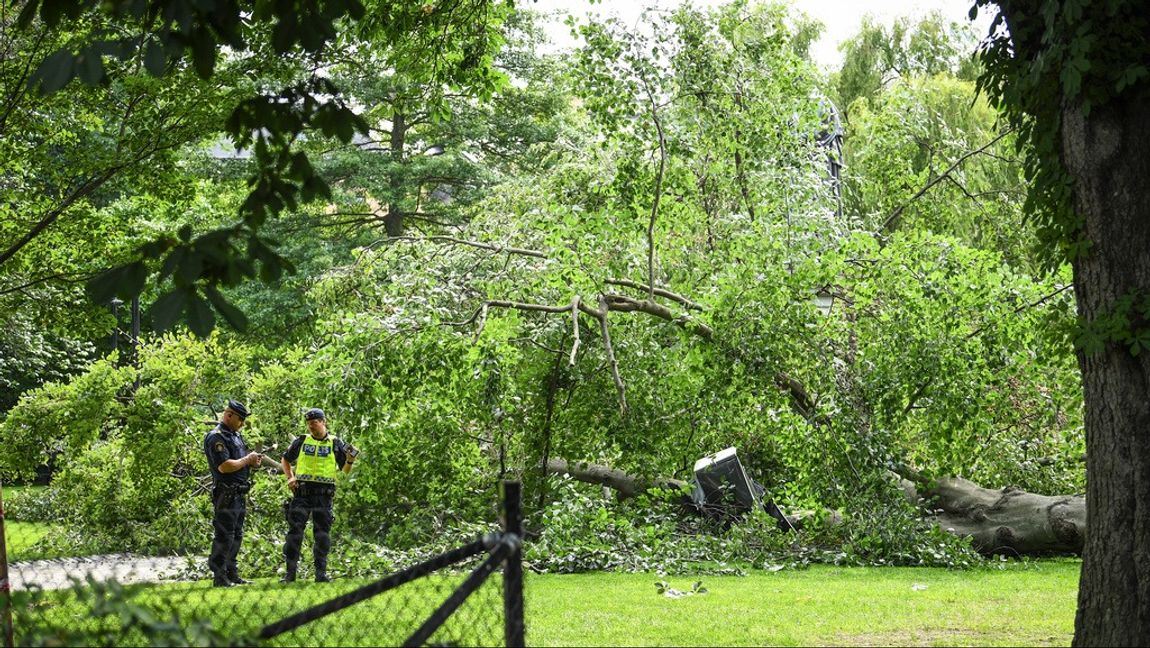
[0,480,525,647]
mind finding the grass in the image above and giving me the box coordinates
[11,560,1080,646]
[4,520,58,560]
[525,562,1080,646]
[3,485,66,560]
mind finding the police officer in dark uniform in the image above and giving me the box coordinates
[280,408,357,583]
[203,399,262,587]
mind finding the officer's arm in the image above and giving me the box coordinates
[282,437,302,488]
[218,458,247,474]
[207,434,257,474]
[219,454,262,473]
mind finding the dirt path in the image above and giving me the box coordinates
[9,554,203,591]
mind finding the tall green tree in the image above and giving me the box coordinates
[975,0,1150,643]
[834,11,980,119]
[9,0,512,333]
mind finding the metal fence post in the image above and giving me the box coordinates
[501,480,524,647]
[0,480,14,648]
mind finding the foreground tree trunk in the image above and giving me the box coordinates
[545,457,1085,556]
[1061,97,1150,644]
[980,1,1150,641]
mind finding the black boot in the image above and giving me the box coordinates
[212,575,234,588]
[280,564,297,583]
[315,557,331,582]
[226,571,249,585]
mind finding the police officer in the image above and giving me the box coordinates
[280,408,356,583]
[203,399,262,587]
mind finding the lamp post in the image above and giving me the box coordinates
[130,296,141,390]
[110,298,123,352]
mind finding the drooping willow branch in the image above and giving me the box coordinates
[881,128,1015,233]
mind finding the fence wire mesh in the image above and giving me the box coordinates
[1,482,523,647]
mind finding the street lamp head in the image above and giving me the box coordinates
[111,297,124,307]
[813,288,834,316]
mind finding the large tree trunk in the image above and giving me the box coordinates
[908,476,1084,555]
[1062,96,1150,644]
[544,458,690,499]
[545,457,1085,556]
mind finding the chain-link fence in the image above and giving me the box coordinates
[1,481,525,647]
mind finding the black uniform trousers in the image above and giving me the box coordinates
[209,486,247,580]
[284,483,335,572]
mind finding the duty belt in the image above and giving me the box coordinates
[215,481,251,495]
[297,482,335,496]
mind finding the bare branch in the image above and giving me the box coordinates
[642,79,667,301]
[569,295,581,366]
[900,282,1075,416]
[0,271,91,296]
[602,293,713,340]
[0,168,118,267]
[474,302,489,342]
[387,236,547,258]
[545,457,690,499]
[774,371,826,424]
[605,278,705,311]
[598,295,628,416]
[487,299,575,314]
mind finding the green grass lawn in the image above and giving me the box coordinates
[3,484,61,560]
[3,485,69,560]
[525,562,1081,646]
[4,520,56,560]
[12,560,1080,646]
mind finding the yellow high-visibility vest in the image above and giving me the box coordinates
[296,435,338,484]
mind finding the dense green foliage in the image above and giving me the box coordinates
[975,0,1149,269]
[1,0,1085,573]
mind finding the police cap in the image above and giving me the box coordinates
[225,399,249,420]
[305,408,326,421]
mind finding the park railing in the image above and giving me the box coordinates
[0,480,525,647]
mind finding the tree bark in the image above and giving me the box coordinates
[544,458,689,499]
[909,476,1084,556]
[385,109,407,238]
[1061,95,1150,644]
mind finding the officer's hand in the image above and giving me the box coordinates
[287,476,298,491]
[247,452,262,467]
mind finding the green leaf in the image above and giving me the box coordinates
[76,48,104,85]
[144,40,167,77]
[190,28,217,79]
[150,289,189,331]
[118,261,148,299]
[86,262,147,304]
[205,286,249,332]
[30,49,75,94]
[186,292,216,336]
[16,0,41,29]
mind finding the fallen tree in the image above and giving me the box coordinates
[545,457,1085,556]
[904,474,1085,556]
